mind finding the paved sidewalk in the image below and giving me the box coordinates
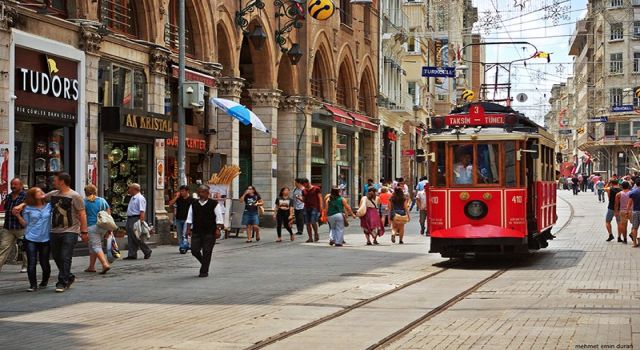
[385,190,640,350]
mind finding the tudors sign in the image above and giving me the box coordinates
[14,47,80,123]
[101,107,173,139]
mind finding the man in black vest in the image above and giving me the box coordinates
[186,185,224,277]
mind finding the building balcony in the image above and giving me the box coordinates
[403,1,427,30]
[379,93,414,116]
[382,9,409,35]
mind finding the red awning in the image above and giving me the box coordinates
[349,112,378,131]
[323,104,353,127]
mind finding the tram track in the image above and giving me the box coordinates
[245,193,576,350]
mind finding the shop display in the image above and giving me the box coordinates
[208,165,241,185]
[35,158,46,172]
[104,142,148,223]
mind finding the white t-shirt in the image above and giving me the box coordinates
[416,190,427,210]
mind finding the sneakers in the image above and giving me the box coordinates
[198,272,208,278]
[66,275,75,289]
[607,235,615,242]
[39,282,48,289]
[55,283,65,293]
[143,251,152,260]
[20,267,27,273]
[27,286,37,292]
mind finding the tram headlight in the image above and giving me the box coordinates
[464,200,488,220]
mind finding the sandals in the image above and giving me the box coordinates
[84,268,97,273]
[100,266,111,275]
[245,240,253,243]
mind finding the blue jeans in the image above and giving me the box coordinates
[175,219,189,250]
[50,232,77,286]
[24,239,51,288]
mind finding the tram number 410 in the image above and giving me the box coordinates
[431,197,439,204]
[511,196,523,204]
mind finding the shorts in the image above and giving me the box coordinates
[619,211,630,226]
[242,211,260,226]
[303,208,320,224]
[87,225,106,254]
[390,209,407,220]
[632,212,640,230]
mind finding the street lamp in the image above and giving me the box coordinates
[249,24,267,50]
[287,43,303,65]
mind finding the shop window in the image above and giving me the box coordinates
[21,0,69,17]
[336,133,350,164]
[99,61,147,110]
[311,127,326,164]
[103,142,149,223]
[100,0,138,37]
[165,0,196,56]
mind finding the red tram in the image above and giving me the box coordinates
[426,102,557,258]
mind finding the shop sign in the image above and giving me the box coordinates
[558,129,573,135]
[421,66,456,78]
[14,47,79,123]
[166,136,206,151]
[386,131,398,141]
[611,105,633,113]
[587,116,608,123]
[171,65,216,87]
[101,107,173,139]
[401,149,415,156]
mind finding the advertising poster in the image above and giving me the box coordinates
[435,38,449,96]
[0,144,9,211]
[88,153,97,186]
[156,159,165,190]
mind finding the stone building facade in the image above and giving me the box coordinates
[0,0,379,233]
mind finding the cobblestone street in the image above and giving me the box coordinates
[1,190,638,349]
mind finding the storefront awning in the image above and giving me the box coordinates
[349,112,378,131]
[323,104,353,127]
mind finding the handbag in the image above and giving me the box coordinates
[356,197,367,217]
[97,210,117,231]
[343,214,350,227]
[393,213,410,224]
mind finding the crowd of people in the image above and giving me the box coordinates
[0,172,430,292]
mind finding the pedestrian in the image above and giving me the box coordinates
[389,187,410,244]
[168,185,193,254]
[14,187,51,292]
[415,185,428,235]
[596,177,605,203]
[274,186,294,242]
[615,181,631,244]
[363,179,374,197]
[0,178,27,273]
[302,178,324,243]
[629,180,640,247]
[240,185,263,243]
[186,185,223,277]
[571,176,579,195]
[604,179,621,242]
[292,179,305,236]
[123,183,152,260]
[357,187,383,245]
[43,173,87,292]
[326,187,355,247]
[378,186,392,227]
[83,184,111,274]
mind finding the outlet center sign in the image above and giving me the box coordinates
[14,47,79,123]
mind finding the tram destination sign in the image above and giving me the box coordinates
[422,66,456,78]
[445,104,506,126]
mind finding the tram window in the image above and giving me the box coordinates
[477,144,500,184]
[453,144,474,185]
[435,143,446,187]
[505,141,517,187]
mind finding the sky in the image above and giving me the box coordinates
[470,0,588,125]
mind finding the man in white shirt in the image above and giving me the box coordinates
[124,183,152,260]
[186,185,224,277]
[415,188,428,235]
[454,153,473,185]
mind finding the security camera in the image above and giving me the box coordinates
[11,95,16,100]
[186,86,194,94]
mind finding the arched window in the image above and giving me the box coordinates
[359,73,373,115]
[311,56,325,100]
[20,0,69,17]
[99,0,138,37]
[165,0,195,56]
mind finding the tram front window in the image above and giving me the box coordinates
[452,143,500,185]
[453,145,474,185]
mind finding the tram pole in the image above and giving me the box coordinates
[177,0,186,186]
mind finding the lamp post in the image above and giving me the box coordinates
[178,0,186,186]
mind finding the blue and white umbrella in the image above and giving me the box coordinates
[210,98,270,133]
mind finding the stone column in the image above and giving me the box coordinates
[79,24,103,175]
[149,47,171,244]
[353,131,360,203]
[248,88,282,227]
[0,4,17,178]
[216,77,244,197]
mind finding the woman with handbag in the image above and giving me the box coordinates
[325,187,356,247]
[358,187,383,245]
[83,185,111,274]
[240,186,263,243]
[389,187,410,244]
[273,187,295,242]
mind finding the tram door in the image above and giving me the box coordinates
[524,139,537,234]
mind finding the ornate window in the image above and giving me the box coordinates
[20,0,68,17]
[165,0,195,56]
[100,0,138,37]
[311,57,325,100]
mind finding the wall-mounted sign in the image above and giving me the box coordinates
[165,136,206,151]
[14,47,79,123]
[611,105,633,113]
[587,116,608,123]
[401,150,415,156]
[558,129,573,135]
[171,65,216,87]
[421,66,456,78]
[101,107,173,139]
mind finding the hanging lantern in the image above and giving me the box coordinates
[248,24,267,50]
[287,43,303,65]
[462,89,475,102]
[308,0,335,21]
